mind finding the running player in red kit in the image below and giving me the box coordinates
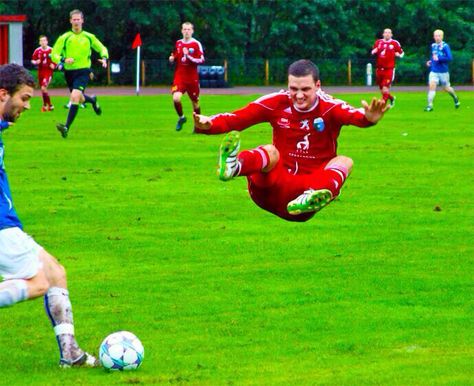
[371,28,404,107]
[31,35,55,112]
[194,60,388,222]
[169,22,205,131]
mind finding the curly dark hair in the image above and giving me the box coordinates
[0,63,35,95]
[288,60,320,82]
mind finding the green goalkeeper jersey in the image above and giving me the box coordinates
[52,30,108,70]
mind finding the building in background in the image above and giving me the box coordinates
[0,15,26,65]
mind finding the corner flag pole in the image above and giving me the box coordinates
[132,33,142,96]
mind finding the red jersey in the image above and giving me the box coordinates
[172,38,204,82]
[198,90,373,174]
[372,39,403,69]
[32,46,54,73]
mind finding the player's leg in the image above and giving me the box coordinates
[40,249,98,367]
[287,156,353,215]
[218,131,279,181]
[172,84,187,131]
[442,74,460,108]
[0,227,47,307]
[189,81,201,115]
[425,72,438,111]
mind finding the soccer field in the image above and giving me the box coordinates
[1,91,472,385]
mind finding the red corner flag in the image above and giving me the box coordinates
[132,33,142,49]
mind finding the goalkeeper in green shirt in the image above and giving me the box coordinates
[51,9,108,138]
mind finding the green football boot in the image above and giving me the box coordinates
[218,131,240,181]
[287,189,333,215]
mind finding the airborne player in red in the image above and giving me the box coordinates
[371,28,404,107]
[31,35,55,112]
[194,60,388,222]
[169,22,205,131]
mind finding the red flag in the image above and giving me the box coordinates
[132,33,142,49]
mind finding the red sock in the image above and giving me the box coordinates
[320,164,349,197]
[42,92,49,106]
[174,101,183,116]
[45,93,51,106]
[382,91,389,102]
[237,146,270,176]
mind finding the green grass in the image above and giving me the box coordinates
[1,90,473,385]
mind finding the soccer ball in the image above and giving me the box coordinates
[99,331,144,371]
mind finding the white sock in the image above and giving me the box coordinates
[44,287,83,362]
[427,91,436,106]
[0,279,28,307]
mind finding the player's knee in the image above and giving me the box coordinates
[28,273,50,298]
[262,145,279,169]
[173,93,182,103]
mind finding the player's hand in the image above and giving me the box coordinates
[65,58,75,64]
[193,112,212,130]
[49,63,55,69]
[426,60,431,67]
[98,58,107,68]
[362,97,389,123]
[169,54,175,63]
[395,52,401,57]
[433,54,438,61]
[371,48,378,55]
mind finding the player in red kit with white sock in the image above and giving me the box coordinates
[194,60,388,222]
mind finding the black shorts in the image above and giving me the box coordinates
[64,69,91,92]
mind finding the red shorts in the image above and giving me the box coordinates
[171,79,200,102]
[246,159,333,222]
[38,71,53,88]
[375,68,395,89]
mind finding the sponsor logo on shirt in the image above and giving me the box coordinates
[313,117,325,132]
[276,117,290,129]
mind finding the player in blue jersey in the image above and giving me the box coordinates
[0,64,98,368]
[424,29,460,112]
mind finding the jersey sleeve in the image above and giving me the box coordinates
[329,102,374,128]
[186,41,205,64]
[395,41,404,57]
[439,44,452,63]
[31,48,39,61]
[51,33,69,64]
[89,33,109,59]
[195,102,271,135]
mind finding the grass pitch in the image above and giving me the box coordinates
[0,90,472,385]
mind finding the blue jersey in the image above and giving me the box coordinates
[0,130,23,230]
[429,41,452,73]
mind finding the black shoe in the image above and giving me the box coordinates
[56,123,69,138]
[91,95,102,115]
[176,116,187,131]
[454,99,461,109]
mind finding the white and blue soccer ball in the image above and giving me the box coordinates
[99,331,144,371]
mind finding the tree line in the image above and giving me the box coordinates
[2,0,473,83]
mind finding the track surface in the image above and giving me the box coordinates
[46,85,473,97]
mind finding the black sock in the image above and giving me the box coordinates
[83,94,94,104]
[65,104,79,128]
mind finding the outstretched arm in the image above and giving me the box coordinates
[193,102,270,135]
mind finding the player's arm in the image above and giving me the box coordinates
[89,33,109,68]
[31,49,40,65]
[438,44,452,63]
[371,40,379,55]
[186,43,205,64]
[333,98,387,127]
[395,42,405,58]
[51,33,68,64]
[194,102,270,134]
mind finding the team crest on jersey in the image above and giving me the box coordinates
[313,117,325,132]
[189,48,195,54]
